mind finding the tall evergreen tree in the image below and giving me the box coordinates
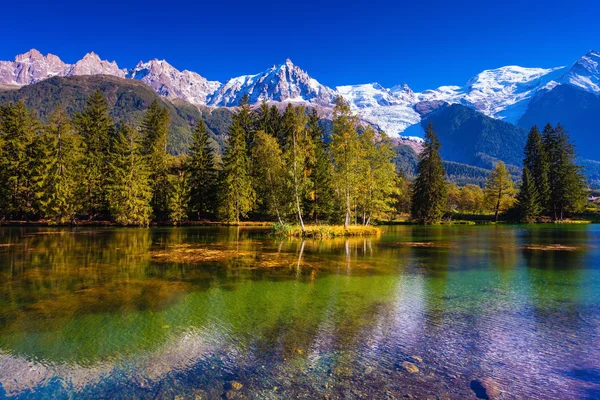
[330,97,361,227]
[411,123,447,225]
[73,90,115,218]
[307,109,334,222]
[523,125,550,212]
[107,125,153,226]
[186,119,217,219]
[38,105,83,224]
[543,123,586,220]
[168,169,190,225]
[219,104,255,223]
[140,99,171,219]
[516,167,541,223]
[484,161,515,222]
[0,102,40,219]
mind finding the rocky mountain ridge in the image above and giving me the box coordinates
[0,49,598,138]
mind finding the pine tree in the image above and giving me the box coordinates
[307,109,334,222]
[219,107,255,223]
[73,90,115,218]
[141,99,171,220]
[0,102,41,219]
[484,161,515,222]
[516,167,541,223]
[237,93,255,150]
[523,125,550,213]
[38,105,83,224]
[411,123,447,225]
[107,125,153,226]
[544,123,586,220]
[330,97,361,227]
[168,169,190,225]
[186,119,217,219]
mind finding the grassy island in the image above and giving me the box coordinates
[273,224,381,238]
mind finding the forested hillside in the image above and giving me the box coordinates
[0,75,233,154]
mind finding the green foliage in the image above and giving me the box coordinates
[0,101,41,219]
[141,100,171,219]
[73,90,115,217]
[306,109,334,222]
[357,127,399,224]
[168,170,190,225]
[0,75,233,155]
[411,124,448,224]
[331,96,361,227]
[543,123,587,220]
[516,167,541,223]
[186,119,218,218]
[219,103,255,223]
[38,105,83,224]
[107,125,153,226]
[252,130,288,223]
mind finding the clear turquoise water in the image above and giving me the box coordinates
[0,225,598,399]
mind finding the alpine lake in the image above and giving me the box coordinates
[0,224,599,399]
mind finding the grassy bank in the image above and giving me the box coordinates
[273,223,381,238]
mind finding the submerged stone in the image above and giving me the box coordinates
[470,377,501,399]
[401,361,419,374]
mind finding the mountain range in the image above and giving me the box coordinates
[1,49,598,138]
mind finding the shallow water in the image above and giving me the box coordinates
[0,225,598,399]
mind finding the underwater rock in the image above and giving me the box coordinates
[470,377,501,399]
[401,361,420,374]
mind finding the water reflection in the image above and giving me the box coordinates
[0,225,598,398]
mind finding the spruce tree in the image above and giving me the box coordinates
[73,90,115,219]
[141,99,171,220]
[168,169,190,225]
[38,105,83,224]
[484,161,515,222]
[107,125,153,226]
[523,125,550,213]
[307,109,334,222]
[219,108,255,223]
[544,123,586,220]
[516,167,541,223]
[0,102,40,219]
[186,119,217,219]
[410,123,447,225]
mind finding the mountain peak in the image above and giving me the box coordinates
[81,51,101,61]
[14,49,44,62]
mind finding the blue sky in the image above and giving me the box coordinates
[2,0,599,91]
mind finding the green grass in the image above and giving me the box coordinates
[272,223,381,238]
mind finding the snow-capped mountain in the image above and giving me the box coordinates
[557,50,600,94]
[207,58,335,107]
[336,83,420,135]
[1,49,599,138]
[127,59,221,105]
